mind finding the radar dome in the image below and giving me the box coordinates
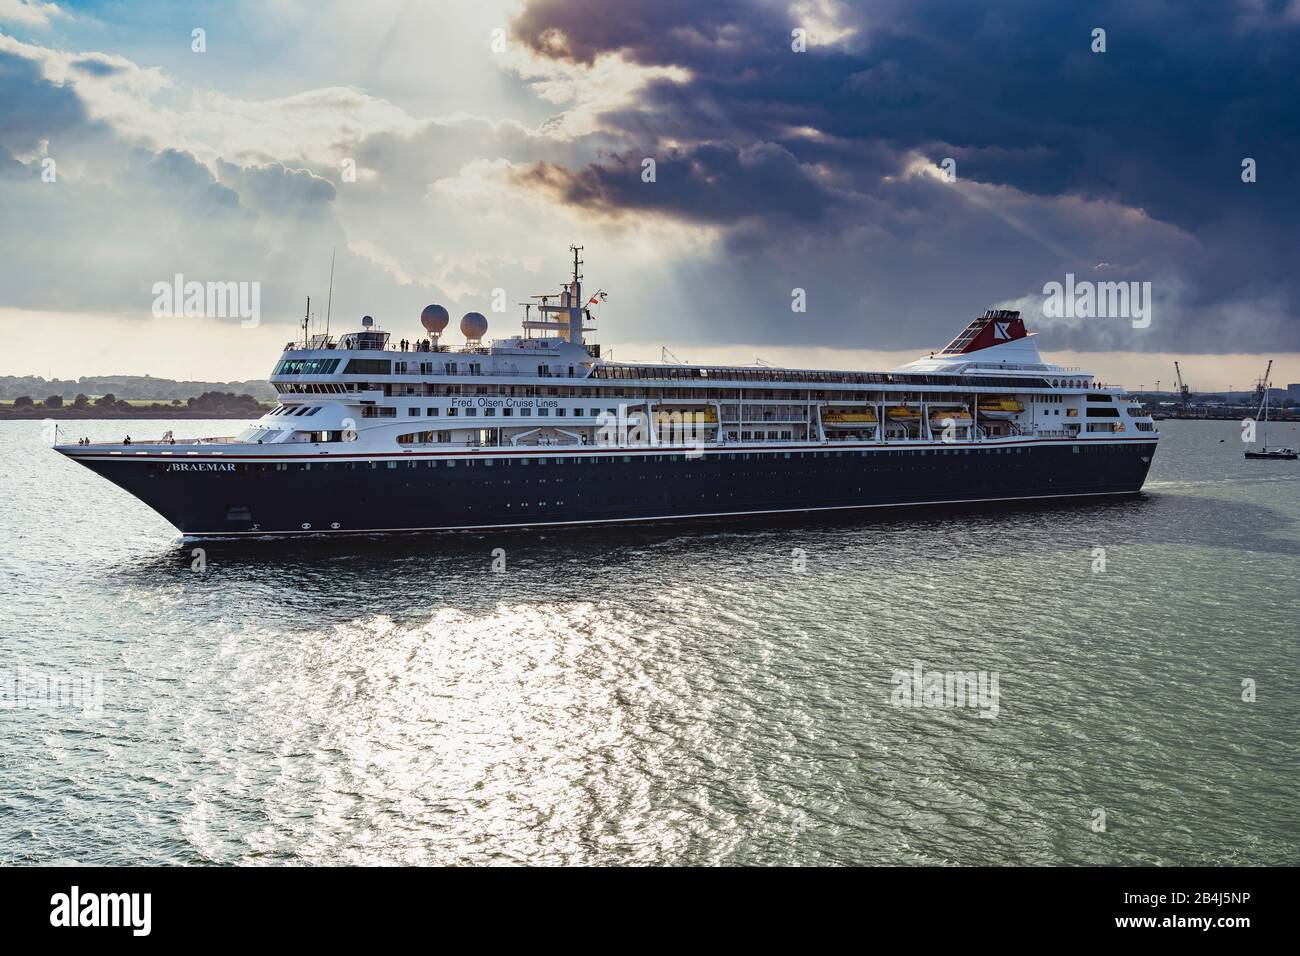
[460,311,488,341]
[420,304,449,335]
[361,315,374,328]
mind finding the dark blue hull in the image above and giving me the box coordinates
[67,440,1157,537]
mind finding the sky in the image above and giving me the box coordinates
[1,0,1298,389]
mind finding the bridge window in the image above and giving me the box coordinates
[343,358,391,375]
[275,357,340,375]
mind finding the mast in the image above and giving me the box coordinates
[520,246,596,344]
[325,248,335,337]
[570,244,584,344]
[571,244,583,302]
[1255,359,1273,444]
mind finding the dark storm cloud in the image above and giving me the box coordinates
[512,140,846,225]
[511,0,1300,352]
[513,0,782,68]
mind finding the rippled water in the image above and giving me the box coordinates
[2,419,1297,865]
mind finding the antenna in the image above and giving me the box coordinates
[567,244,585,344]
[570,244,583,289]
[325,248,335,336]
[303,296,310,348]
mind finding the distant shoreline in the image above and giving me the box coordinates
[0,408,269,420]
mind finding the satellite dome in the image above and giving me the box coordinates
[460,311,488,341]
[361,315,374,328]
[420,304,449,334]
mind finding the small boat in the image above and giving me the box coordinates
[1245,449,1297,460]
[1244,361,1295,461]
[976,397,1024,420]
[653,407,718,424]
[886,405,922,422]
[823,408,878,425]
[928,406,973,424]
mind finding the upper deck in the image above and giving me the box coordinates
[59,251,1154,460]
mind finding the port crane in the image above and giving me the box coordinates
[1252,360,1273,407]
[1173,361,1191,411]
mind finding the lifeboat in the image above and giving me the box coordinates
[653,407,717,424]
[976,397,1024,420]
[928,406,973,424]
[886,405,922,422]
[822,408,878,427]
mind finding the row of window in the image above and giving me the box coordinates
[275,382,373,394]
[245,442,1138,468]
[591,367,1056,390]
[740,430,796,441]
[343,359,391,375]
[274,358,341,375]
[276,379,1069,403]
[406,406,627,419]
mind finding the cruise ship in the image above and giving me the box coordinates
[56,248,1159,537]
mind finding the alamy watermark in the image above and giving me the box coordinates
[50,886,150,936]
[151,274,261,327]
[1042,273,1151,329]
[1,670,105,717]
[890,660,1000,718]
[594,403,709,459]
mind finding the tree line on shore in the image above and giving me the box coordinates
[4,391,269,417]
[0,374,275,402]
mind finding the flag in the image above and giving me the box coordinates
[587,290,607,306]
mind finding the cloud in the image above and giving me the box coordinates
[504,0,1300,353]
[1,0,1297,373]
[68,54,127,77]
[0,0,68,29]
[0,26,687,345]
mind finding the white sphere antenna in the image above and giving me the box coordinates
[460,311,488,346]
[421,304,449,338]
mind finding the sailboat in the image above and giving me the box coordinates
[1245,360,1297,460]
